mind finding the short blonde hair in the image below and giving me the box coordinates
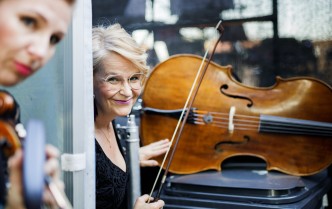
[92,23,149,75]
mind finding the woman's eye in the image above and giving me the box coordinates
[130,76,139,82]
[106,77,119,84]
[130,74,142,82]
[21,16,37,28]
[50,35,61,45]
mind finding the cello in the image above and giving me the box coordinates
[140,54,332,177]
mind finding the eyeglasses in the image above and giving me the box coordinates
[101,72,147,91]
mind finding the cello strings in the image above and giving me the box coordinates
[192,110,332,135]
[193,121,332,135]
[194,112,332,131]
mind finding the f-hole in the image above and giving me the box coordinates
[220,84,253,107]
[214,135,250,153]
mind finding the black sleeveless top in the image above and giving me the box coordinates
[95,123,129,209]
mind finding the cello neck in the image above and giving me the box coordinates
[259,114,332,137]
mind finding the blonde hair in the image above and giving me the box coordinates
[92,23,149,75]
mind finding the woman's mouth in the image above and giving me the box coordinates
[15,61,33,77]
[115,99,131,105]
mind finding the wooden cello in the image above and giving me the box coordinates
[140,54,332,177]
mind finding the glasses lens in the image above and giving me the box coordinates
[104,75,120,91]
[129,73,145,89]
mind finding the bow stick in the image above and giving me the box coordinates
[148,20,225,202]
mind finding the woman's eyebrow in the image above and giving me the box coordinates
[25,9,48,23]
[26,9,66,36]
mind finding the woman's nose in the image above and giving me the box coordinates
[27,36,49,60]
[119,81,133,95]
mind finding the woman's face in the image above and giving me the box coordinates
[0,0,72,86]
[94,52,143,120]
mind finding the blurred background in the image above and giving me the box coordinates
[93,0,332,87]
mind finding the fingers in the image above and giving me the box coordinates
[134,194,165,209]
[149,146,169,158]
[44,155,60,179]
[44,146,61,191]
[149,199,165,208]
[7,149,23,197]
[44,145,61,182]
[43,144,65,208]
[139,139,170,167]
[140,159,159,167]
[149,139,170,147]
[155,139,170,151]
[45,144,60,159]
[8,149,23,182]
[150,139,170,152]
[140,139,170,158]
[43,185,58,209]
[138,194,151,202]
[6,149,25,209]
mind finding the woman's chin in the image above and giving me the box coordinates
[0,78,21,87]
[117,109,132,117]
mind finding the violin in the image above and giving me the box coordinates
[0,90,72,209]
[0,91,21,157]
[140,54,332,176]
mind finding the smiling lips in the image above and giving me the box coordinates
[115,99,131,105]
[15,61,33,77]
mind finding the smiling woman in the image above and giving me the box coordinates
[93,23,167,209]
[0,0,75,208]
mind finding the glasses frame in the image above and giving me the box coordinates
[101,72,147,91]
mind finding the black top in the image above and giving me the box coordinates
[95,122,129,209]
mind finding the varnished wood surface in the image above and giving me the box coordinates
[140,54,332,176]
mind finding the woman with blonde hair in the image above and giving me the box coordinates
[93,23,168,209]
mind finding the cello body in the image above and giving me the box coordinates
[140,54,332,176]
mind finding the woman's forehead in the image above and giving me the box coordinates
[101,53,139,75]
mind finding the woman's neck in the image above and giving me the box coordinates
[94,115,114,130]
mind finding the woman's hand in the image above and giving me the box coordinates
[42,145,64,209]
[139,139,170,167]
[133,194,165,209]
[5,149,25,209]
[5,145,64,209]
